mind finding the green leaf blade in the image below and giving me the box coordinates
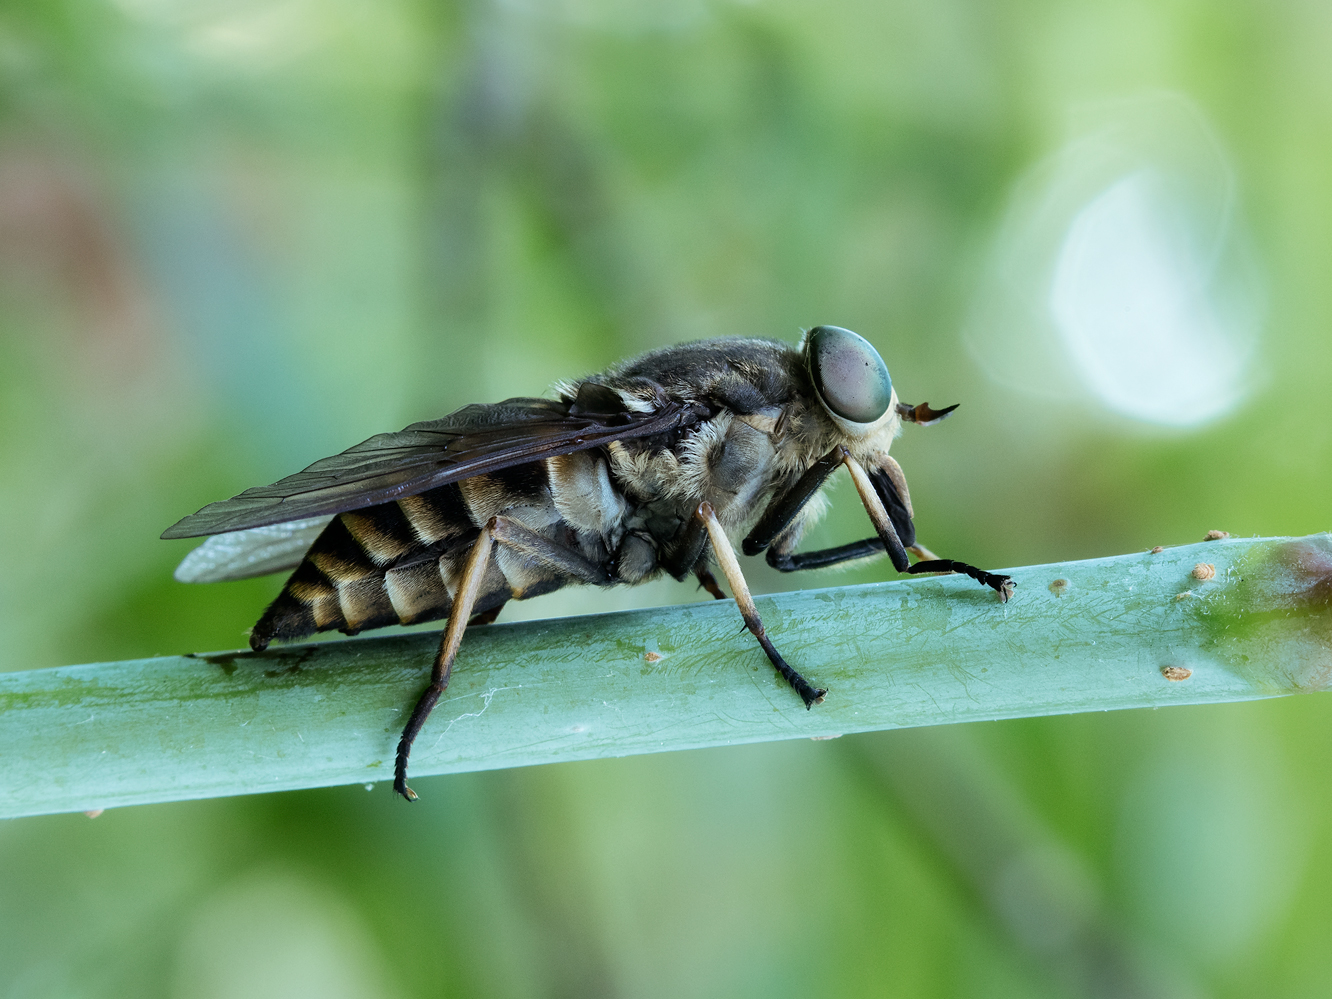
[3,535,1329,819]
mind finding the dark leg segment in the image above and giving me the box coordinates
[697,502,826,708]
[839,449,912,571]
[766,539,947,573]
[695,566,727,600]
[840,447,1013,601]
[490,515,613,585]
[907,559,1015,599]
[743,444,1012,600]
[743,448,842,556]
[869,462,916,548]
[908,543,940,562]
[662,511,710,580]
[395,521,495,801]
[767,537,886,572]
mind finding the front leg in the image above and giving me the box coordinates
[904,557,1015,598]
[839,447,1014,602]
[766,537,885,572]
[746,448,918,558]
[743,448,842,557]
[766,538,945,572]
[769,529,1013,600]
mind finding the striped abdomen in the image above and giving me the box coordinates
[249,462,573,651]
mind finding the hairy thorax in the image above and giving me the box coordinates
[603,393,902,565]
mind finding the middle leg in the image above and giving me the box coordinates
[696,501,826,708]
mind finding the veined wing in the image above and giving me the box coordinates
[163,392,689,540]
[173,516,333,583]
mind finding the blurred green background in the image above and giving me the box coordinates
[2,0,1331,996]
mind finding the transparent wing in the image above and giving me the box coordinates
[173,517,333,583]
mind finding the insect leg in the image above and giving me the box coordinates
[766,537,886,571]
[696,501,826,708]
[904,558,1015,597]
[490,515,614,585]
[694,566,727,600]
[745,447,921,570]
[661,513,709,580]
[766,539,946,572]
[742,447,842,556]
[756,451,959,572]
[841,449,1014,601]
[395,521,496,802]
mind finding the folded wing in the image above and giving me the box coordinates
[173,517,334,583]
[162,393,687,540]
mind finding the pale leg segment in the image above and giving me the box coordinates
[490,515,613,585]
[394,521,496,801]
[696,501,826,708]
[841,448,1014,600]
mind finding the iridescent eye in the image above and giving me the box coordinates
[806,326,893,424]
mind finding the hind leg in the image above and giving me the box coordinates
[394,522,496,801]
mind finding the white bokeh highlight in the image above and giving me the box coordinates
[966,93,1264,429]
[1050,169,1249,426]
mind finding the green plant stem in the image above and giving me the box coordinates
[3,535,1330,819]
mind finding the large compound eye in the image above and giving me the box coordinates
[806,326,893,424]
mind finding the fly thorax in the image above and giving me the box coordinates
[606,438,682,503]
[700,417,778,527]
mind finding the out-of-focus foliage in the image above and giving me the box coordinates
[1,0,1330,996]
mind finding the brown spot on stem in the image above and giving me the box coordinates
[1274,540,1332,609]
[1192,563,1216,581]
[84,809,104,819]
[1049,578,1069,595]
[644,651,663,664]
[1162,666,1193,681]
[1201,537,1332,693]
[1150,546,1165,554]
[1204,530,1230,541]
